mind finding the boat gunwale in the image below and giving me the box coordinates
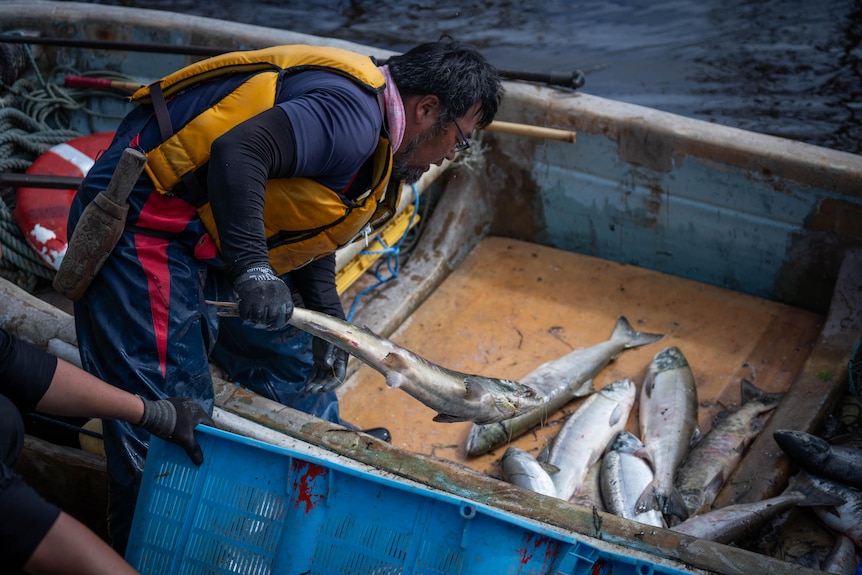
[498,82,862,197]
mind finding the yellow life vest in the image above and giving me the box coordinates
[130,45,398,274]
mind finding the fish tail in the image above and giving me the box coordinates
[665,488,691,522]
[786,472,846,508]
[635,481,660,513]
[740,378,784,406]
[635,481,690,523]
[613,316,664,349]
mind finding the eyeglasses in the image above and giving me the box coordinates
[453,120,471,153]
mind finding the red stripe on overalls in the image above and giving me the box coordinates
[134,192,198,377]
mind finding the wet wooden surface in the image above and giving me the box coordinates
[339,236,825,480]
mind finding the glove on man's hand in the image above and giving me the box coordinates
[139,396,214,465]
[233,264,293,330]
[304,337,349,393]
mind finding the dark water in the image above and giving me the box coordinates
[74,0,862,154]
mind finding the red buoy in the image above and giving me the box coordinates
[13,132,115,270]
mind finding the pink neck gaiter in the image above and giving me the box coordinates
[378,65,405,152]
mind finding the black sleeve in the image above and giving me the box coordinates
[208,107,298,279]
[290,254,346,320]
[0,328,57,412]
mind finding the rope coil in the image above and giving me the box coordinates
[0,37,130,291]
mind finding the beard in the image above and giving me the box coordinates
[391,125,441,184]
[391,156,425,185]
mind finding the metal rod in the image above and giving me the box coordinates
[0,173,82,189]
[0,34,225,57]
[0,35,585,89]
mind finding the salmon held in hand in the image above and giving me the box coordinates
[288,307,545,425]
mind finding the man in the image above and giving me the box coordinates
[0,327,212,574]
[67,37,502,552]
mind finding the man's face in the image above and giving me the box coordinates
[392,102,482,184]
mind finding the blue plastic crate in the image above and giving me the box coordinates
[126,426,692,575]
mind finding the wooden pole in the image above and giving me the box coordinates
[485,120,576,143]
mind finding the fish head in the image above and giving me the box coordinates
[650,346,689,373]
[607,430,643,454]
[465,375,545,421]
[498,379,545,413]
[774,429,830,465]
[600,378,637,401]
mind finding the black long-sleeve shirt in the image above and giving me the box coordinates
[207,70,381,319]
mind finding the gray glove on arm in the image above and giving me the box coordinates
[233,264,294,330]
[139,396,214,465]
[304,337,349,393]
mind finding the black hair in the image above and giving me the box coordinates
[387,37,503,129]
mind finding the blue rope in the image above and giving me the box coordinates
[346,184,420,322]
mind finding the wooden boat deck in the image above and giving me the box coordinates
[340,236,824,482]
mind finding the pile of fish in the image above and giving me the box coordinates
[283,305,861,568]
[772,431,862,554]
[482,332,862,571]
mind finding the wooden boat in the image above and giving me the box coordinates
[1,2,861,573]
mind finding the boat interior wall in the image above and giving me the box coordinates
[486,83,862,314]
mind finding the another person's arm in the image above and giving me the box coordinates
[23,512,139,575]
[2,330,212,464]
[35,358,144,420]
[0,328,212,574]
[39,358,212,464]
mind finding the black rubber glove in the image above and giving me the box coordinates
[233,264,293,330]
[304,337,349,393]
[139,396,214,465]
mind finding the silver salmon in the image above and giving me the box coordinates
[672,474,844,544]
[823,535,858,575]
[670,490,809,544]
[500,446,558,497]
[546,378,637,501]
[635,346,699,521]
[466,316,663,456]
[288,307,545,424]
[774,429,862,490]
[796,471,862,547]
[601,431,665,528]
[675,379,783,517]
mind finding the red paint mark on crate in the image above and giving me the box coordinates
[293,461,326,514]
[543,539,561,570]
[517,533,554,566]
